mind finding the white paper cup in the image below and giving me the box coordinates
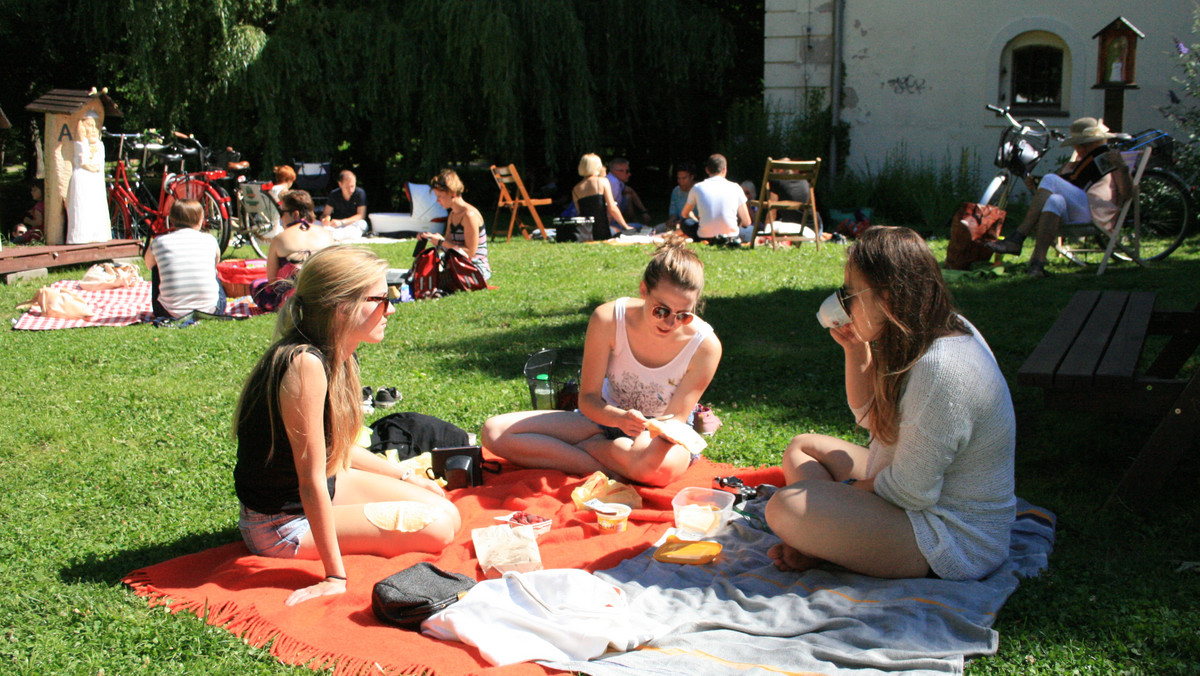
[816,291,852,329]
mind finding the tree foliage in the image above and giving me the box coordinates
[1161,7,1200,177]
[1,0,749,184]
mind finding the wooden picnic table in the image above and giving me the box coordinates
[1017,289,1200,507]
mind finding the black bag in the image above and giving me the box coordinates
[427,445,500,489]
[371,562,476,629]
[368,412,470,461]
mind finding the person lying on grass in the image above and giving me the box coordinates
[233,247,460,606]
[482,234,722,487]
[766,226,1016,580]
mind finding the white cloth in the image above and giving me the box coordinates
[149,228,221,317]
[868,318,1017,581]
[421,569,664,666]
[685,175,746,239]
[66,140,110,244]
[601,297,714,418]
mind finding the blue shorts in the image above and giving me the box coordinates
[238,504,310,558]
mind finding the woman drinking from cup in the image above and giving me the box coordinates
[766,226,1015,580]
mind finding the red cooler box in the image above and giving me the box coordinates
[217,259,268,297]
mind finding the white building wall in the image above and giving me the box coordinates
[764,1,1193,195]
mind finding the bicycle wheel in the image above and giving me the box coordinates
[108,192,134,240]
[202,185,233,255]
[1126,169,1193,262]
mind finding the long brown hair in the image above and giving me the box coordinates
[234,247,388,473]
[848,226,967,445]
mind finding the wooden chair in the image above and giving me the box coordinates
[747,158,822,250]
[489,164,551,242]
[1053,147,1153,275]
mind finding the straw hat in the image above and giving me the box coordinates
[1060,117,1117,147]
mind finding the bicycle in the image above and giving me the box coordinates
[229,178,282,257]
[105,130,233,253]
[982,104,1194,262]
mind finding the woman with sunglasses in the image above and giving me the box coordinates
[252,191,334,312]
[765,226,1015,580]
[482,234,722,486]
[419,169,491,281]
[234,247,460,606]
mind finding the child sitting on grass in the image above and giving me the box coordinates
[144,199,226,318]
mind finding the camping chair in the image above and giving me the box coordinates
[748,158,822,250]
[1053,147,1153,275]
[490,164,552,242]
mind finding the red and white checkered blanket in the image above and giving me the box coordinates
[13,280,255,331]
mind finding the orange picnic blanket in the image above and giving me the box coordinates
[123,457,746,676]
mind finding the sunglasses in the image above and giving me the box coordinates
[836,285,869,313]
[364,294,390,310]
[651,304,695,325]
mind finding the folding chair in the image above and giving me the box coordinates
[747,158,823,250]
[1054,147,1153,275]
[489,164,552,242]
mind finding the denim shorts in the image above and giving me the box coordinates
[238,504,310,558]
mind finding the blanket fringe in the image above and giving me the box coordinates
[122,572,432,675]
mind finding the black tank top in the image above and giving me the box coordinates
[233,346,336,514]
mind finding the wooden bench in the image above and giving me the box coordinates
[0,240,142,283]
[1018,290,1200,507]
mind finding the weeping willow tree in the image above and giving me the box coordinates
[48,0,741,182]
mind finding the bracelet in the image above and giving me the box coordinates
[325,574,347,581]
[842,478,858,486]
[399,468,415,481]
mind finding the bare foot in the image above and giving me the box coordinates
[767,542,823,572]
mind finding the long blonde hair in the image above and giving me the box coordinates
[848,227,966,445]
[234,247,388,473]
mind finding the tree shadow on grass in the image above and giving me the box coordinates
[60,527,240,586]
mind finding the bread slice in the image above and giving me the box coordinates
[645,417,707,455]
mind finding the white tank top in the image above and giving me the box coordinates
[601,297,714,417]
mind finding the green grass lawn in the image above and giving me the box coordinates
[1,233,1198,674]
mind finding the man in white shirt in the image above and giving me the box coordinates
[680,154,750,246]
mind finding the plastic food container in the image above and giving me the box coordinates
[672,487,735,538]
[595,503,632,533]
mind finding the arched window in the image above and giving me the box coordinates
[1000,31,1071,117]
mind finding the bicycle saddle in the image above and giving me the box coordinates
[227,160,250,171]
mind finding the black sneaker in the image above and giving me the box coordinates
[985,237,1024,255]
[1026,262,1051,278]
[374,387,402,409]
[361,386,375,414]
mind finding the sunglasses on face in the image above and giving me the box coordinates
[836,285,869,313]
[364,295,390,311]
[651,304,695,325]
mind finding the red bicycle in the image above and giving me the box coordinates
[105,129,233,252]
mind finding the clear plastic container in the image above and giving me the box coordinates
[672,487,735,538]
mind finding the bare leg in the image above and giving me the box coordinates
[481,410,610,475]
[780,433,871,484]
[295,468,459,558]
[1015,188,1053,236]
[769,434,874,571]
[765,480,930,578]
[581,432,692,487]
[1028,211,1061,265]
